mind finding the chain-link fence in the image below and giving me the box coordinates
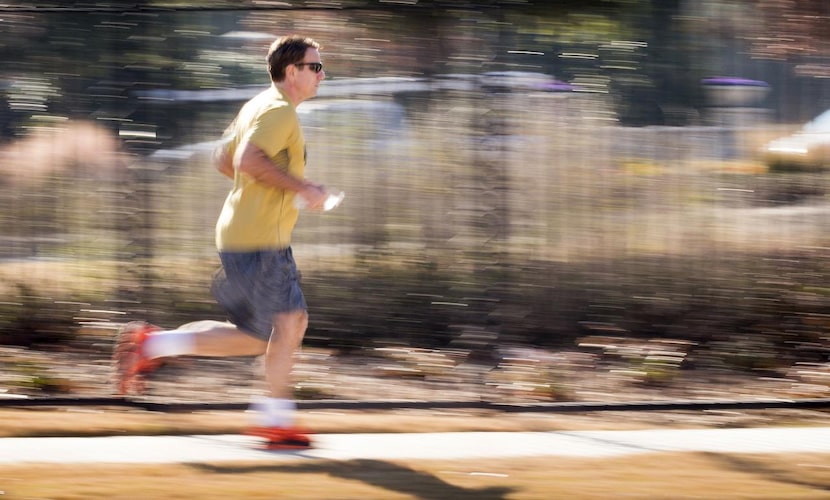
[1,2,830,404]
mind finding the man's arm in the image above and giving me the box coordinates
[235,141,327,208]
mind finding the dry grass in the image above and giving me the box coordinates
[1,452,829,499]
[0,260,110,297]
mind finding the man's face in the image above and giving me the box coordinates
[294,47,325,101]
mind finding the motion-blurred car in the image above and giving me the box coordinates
[764,109,830,170]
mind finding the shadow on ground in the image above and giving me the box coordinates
[190,458,515,500]
[704,453,830,493]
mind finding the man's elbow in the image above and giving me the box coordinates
[214,147,234,178]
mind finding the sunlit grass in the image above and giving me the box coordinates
[1,452,828,499]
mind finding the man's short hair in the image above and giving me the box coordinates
[266,35,320,82]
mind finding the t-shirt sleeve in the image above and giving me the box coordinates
[244,105,297,159]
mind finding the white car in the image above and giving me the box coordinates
[764,110,830,170]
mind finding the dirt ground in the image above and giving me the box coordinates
[2,338,829,432]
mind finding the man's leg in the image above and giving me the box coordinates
[146,320,267,358]
[264,310,308,399]
[114,320,268,395]
[245,309,312,448]
[248,310,308,425]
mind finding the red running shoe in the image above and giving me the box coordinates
[113,321,162,395]
[244,426,313,450]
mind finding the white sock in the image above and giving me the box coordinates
[248,396,296,428]
[142,330,196,359]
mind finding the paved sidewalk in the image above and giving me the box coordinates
[2,427,830,464]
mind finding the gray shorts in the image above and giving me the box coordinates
[211,248,307,341]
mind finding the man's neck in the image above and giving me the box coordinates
[273,82,301,107]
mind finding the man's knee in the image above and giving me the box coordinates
[274,309,308,333]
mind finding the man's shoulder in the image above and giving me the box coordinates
[239,90,297,128]
[247,88,292,111]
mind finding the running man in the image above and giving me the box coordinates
[114,35,330,449]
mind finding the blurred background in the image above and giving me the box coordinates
[1,0,830,405]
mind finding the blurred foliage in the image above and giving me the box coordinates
[0,0,825,154]
[6,359,73,393]
[1,0,828,139]
[0,284,78,347]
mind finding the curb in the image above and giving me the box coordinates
[2,396,829,413]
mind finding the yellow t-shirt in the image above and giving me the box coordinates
[215,87,306,251]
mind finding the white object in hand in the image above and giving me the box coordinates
[295,190,345,211]
[322,190,345,211]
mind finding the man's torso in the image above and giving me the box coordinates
[215,87,306,251]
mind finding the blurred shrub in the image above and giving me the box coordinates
[0,284,78,347]
[1,249,829,375]
[295,250,830,373]
[10,360,74,394]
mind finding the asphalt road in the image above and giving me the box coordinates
[2,427,829,464]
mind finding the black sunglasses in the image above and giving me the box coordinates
[295,62,323,73]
